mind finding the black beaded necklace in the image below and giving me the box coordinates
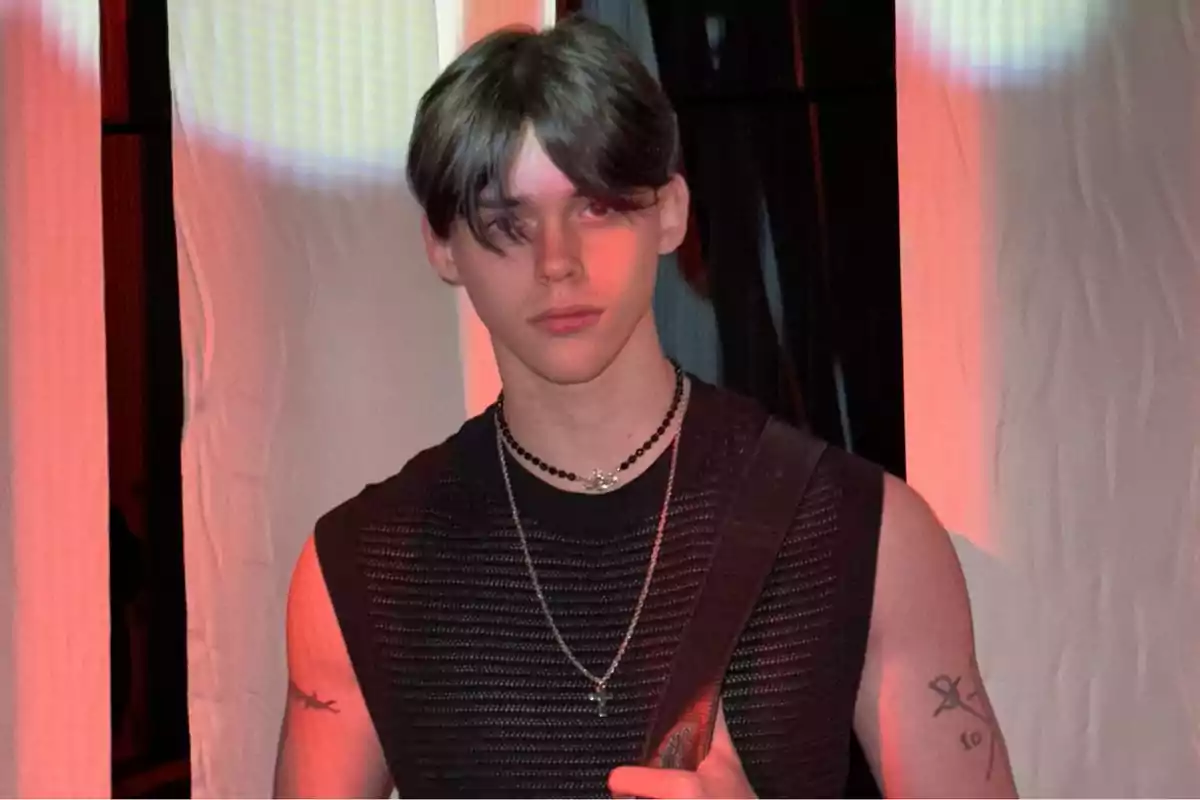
[495,362,685,493]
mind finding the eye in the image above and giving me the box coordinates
[484,214,529,244]
[581,200,616,220]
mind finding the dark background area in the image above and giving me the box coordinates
[101,0,190,796]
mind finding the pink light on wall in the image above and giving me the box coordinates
[1,4,109,797]
[896,15,997,553]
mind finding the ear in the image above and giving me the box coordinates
[421,216,461,285]
[655,174,691,255]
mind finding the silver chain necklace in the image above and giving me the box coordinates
[494,388,687,717]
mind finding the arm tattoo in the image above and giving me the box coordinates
[288,679,341,714]
[928,656,1001,781]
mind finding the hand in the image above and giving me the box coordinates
[608,701,757,799]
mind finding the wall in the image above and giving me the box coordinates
[0,0,109,796]
[898,1,1200,794]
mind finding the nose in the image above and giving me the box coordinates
[533,218,582,284]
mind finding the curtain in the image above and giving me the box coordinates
[637,0,906,470]
[572,0,868,432]
[168,2,463,795]
[898,0,1200,793]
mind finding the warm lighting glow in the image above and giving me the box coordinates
[895,16,993,553]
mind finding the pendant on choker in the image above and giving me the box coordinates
[582,468,621,493]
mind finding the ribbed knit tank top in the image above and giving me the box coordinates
[315,379,883,798]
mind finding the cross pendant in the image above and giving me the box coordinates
[588,685,611,717]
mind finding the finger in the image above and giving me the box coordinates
[608,766,701,799]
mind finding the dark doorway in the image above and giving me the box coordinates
[101,0,190,796]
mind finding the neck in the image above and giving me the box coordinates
[496,320,681,487]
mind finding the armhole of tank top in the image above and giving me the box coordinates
[312,474,447,796]
[311,505,390,759]
[830,451,886,710]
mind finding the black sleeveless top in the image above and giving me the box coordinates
[315,379,883,798]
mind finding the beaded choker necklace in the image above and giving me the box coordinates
[495,362,685,493]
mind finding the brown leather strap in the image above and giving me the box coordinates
[640,417,827,771]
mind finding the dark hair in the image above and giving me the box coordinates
[405,15,680,251]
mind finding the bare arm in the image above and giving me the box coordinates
[854,475,1018,798]
[274,535,394,798]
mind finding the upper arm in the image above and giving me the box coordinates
[274,535,393,799]
[853,475,1018,798]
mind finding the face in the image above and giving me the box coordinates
[422,128,689,386]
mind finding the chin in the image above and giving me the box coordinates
[519,340,622,387]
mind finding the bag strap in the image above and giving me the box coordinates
[640,416,827,770]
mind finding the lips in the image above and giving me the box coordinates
[528,305,604,335]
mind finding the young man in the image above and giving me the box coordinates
[274,16,1017,799]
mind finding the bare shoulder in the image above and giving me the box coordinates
[862,473,977,683]
[285,536,350,674]
[879,472,951,552]
[874,473,970,628]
